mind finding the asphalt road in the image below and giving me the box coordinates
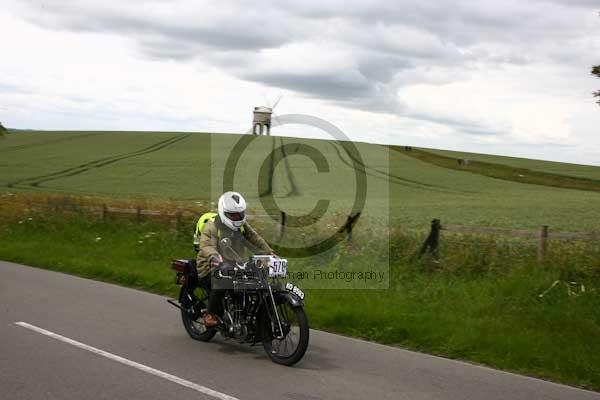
[1,261,598,400]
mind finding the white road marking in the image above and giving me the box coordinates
[14,321,240,400]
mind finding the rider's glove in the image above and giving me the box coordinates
[209,255,222,269]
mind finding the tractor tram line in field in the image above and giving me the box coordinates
[0,132,101,154]
[328,141,468,194]
[6,134,190,190]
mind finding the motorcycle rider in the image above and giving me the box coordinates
[197,191,274,327]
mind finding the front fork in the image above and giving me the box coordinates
[265,287,285,340]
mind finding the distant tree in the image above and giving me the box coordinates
[594,65,600,106]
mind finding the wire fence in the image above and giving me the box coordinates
[7,194,597,263]
[418,218,599,264]
[36,200,361,242]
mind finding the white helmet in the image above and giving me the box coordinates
[218,191,247,231]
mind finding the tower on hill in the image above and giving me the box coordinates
[252,106,272,135]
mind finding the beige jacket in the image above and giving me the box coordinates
[196,218,273,278]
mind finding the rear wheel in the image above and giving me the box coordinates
[262,300,309,366]
[180,285,216,342]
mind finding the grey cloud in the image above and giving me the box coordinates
[407,111,510,137]
[357,55,414,84]
[24,3,294,51]
[287,0,592,42]
[542,0,600,7]
[246,71,372,101]
[11,0,600,138]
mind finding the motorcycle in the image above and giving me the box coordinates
[167,238,309,366]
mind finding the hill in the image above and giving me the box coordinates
[1,130,599,231]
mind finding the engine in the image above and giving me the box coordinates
[222,292,259,340]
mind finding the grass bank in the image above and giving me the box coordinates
[392,146,600,192]
[0,211,599,391]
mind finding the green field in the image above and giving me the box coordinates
[1,130,600,390]
[1,130,600,232]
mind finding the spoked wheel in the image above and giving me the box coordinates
[180,285,216,342]
[263,301,309,366]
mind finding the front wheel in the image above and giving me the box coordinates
[262,301,309,366]
[180,285,216,342]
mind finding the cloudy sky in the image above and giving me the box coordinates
[1,0,599,165]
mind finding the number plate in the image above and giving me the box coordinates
[285,282,305,300]
[268,257,288,277]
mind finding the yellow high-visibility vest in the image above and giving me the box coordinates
[193,212,245,251]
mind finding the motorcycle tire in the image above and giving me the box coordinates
[180,285,216,342]
[262,302,309,366]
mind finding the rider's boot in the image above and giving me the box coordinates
[202,312,219,327]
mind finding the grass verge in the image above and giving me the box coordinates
[0,212,599,391]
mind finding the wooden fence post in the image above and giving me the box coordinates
[136,206,142,223]
[538,225,549,264]
[278,211,286,240]
[344,215,353,241]
[336,213,360,242]
[430,219,441,257]
[102,204,107,220]
[418,219,441,258]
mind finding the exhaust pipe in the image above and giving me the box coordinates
[167,299,206,324]
[167,299,188,312]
